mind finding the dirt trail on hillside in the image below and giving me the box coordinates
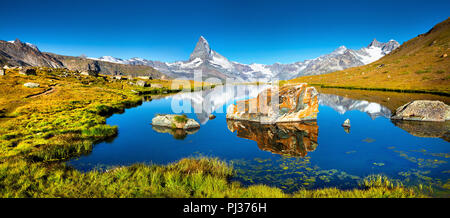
[26,85,58,98]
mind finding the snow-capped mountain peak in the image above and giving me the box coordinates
[80,36,400,82]
[189,36,213,61]
[332,45,348,55]
[87,56,128,64]
[368,38,383,48]
[8,39,39,51]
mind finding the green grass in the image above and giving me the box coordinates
[174,114,188,124]
[0,157,423,198]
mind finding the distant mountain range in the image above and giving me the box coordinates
[0,36,399,82]
[87,36,400,81]
[288,17,450,94]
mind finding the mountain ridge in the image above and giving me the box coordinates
[0,40,167,79]
[288,17,450,94]
[88,36,399,81]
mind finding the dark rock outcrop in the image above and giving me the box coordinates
[19,67,36,76]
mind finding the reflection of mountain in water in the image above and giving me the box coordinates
[318,93,391,119]
[152,126,199,140]
[170,85,271,124]
[227,120,318,157]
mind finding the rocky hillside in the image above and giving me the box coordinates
[0,40,167,79]
[288,17,450,94]
[0,39,63,68]
[47,53,167,78]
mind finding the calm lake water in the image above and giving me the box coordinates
[68,85,450,196]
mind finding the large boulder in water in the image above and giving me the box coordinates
[151,114,200,129]
[391,100,450,122]
[226,83,319,123]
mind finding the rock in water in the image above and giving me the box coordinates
[151,114,200,129]
[226,84,319,123]
[391,100,450,122]
[24,82,40,88]
[342,119,351,127]
[209,114,216,120]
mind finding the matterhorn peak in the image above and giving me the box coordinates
[189,36,213,61]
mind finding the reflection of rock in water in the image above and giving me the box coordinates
[227,120,318,157]
[152,126,199,140]
[392,120,450,142]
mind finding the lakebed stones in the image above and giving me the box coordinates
[391,100,450,122]
[23,82,40,88]
[152,114,200,130]
[226,83,319,123]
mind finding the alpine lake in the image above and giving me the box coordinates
[68,85,450,197]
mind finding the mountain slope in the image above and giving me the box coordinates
[89,36,399,82]
[0,39,167,79]
[0,39,64,68]
[288,18,450,94]
[48,53,167,78]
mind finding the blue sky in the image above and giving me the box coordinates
[0,0,448,64]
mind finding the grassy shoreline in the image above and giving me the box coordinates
[0,68,429,198]
[304,83,450,97]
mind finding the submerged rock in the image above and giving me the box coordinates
[151,114,200,129]
[227,120,318,157]
[23,82,40,88]
[226,83,319,123]
[391,100,450,122]
[209,114,216,120]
